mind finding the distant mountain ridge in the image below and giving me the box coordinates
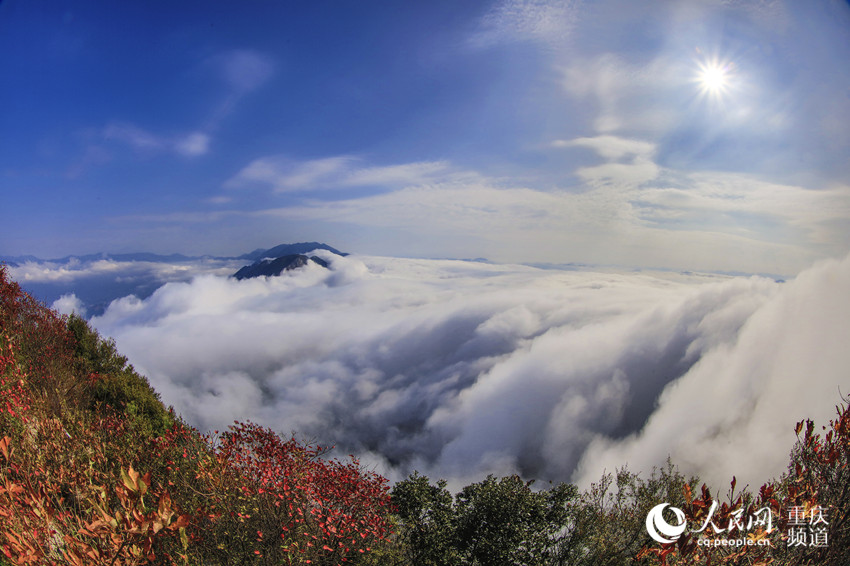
[0,252,207,265]
[1,242,347,266]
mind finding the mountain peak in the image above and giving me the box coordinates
[233,243,346,280]
[233,254,330,280]
[239,242,347,262]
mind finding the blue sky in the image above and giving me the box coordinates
[2,0,850,274]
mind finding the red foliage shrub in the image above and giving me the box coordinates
[205,422,393,564]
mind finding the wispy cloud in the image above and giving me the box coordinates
[225,156,355,192]
[645,176,849,220]
[556,136,656,161]
[100,49,274,161]
[224,155,469,193]
[103,122,210,157]
[206,195,234,205]
[174,132,211,157]
[216,49,275,94]
[560,53,687,135]
[469,0,583,48]
[206,49,276,127]
[345,161,457,187]
[103,123,161,150]
[555,135,660,186]
[247,157,842,273]
[117,138,846,274]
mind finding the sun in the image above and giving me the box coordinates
[699,62,729,93]
[693,56,736,102]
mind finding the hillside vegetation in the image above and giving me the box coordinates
[1,265,847,565]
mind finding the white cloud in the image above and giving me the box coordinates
[52,293,86,317]
[8,257,241,284]
[557,135,656,161]
[635,175,850,252]
[11,258,128,283]
[560,136,660,186]
[575,159,660,187]
[7,258,247,320]
[89,253,850,490]
[575,253,850,490]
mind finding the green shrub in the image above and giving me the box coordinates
[67,313,174,438]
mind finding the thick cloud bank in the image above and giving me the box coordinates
[91,252,850,489]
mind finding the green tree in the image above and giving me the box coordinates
[454,474,575,565]
[391,471,459,565]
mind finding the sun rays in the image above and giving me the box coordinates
[693,53,738,106]
[698,60,730,94]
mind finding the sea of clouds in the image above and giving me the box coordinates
[8,257,243,317]
[47,251,848,491]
